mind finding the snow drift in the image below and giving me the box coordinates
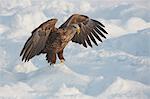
[0,0,150,98]
[0,28,150,99]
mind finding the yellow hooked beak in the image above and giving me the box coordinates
[76,27,80,34]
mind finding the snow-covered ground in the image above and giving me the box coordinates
[0,0,150,99]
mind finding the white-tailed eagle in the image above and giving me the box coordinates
[20,14,108,65]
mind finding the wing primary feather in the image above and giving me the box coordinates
[25,44,35,62]
[86,36,92,47]
[25,34,40,61]
[97,25,108,34]
[88,33,98,46]
[79,26,91,47]
[22,44,33,62]
[95,27,106,39]
[20,36,32,56]
[92,29,103,42]
[21,38,34,61]
[82,39,87,48]
[81,24,93,47]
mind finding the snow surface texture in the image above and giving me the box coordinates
[0,0,150,99]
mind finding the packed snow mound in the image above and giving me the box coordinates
[53,84,94,99]
[26,64,90,96]
[0,64,93,99]
[0,85,94,99]
[0,82,34,99]
[102,28,150,57]
[98,77,150,99]
[15,61,38,73]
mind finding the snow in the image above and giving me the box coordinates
[126,17,150,32]
[98,77,150,99]
[0,82,34,99]
[27,64,90,94]
[0,0,150,99]
[1,30,149,99]
[15,61,38,73]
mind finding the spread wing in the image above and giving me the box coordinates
[20,19,58,62]
[60,14,108,48]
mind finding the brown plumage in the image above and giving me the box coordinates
[20,14,108,65]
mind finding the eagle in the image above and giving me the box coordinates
[20,14,108,65]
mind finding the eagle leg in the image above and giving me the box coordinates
[50,54,56,65]
[46,49,56,65]
[57,49,65,63]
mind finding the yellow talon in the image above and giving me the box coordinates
[60,59,65,63]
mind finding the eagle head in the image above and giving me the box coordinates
[72,24,80,34]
